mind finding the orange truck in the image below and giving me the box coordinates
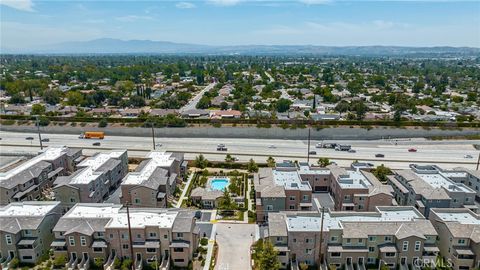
[79,131,105,139]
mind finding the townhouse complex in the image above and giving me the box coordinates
[0,146,82,205]
[120,151,186,208]
[429,208,480,270]
[0,201,62,266]
[51,203,198,270]
[267,206,439,270]
[388,164,478,217]
[254,162,394,222]
[53,150,128,211]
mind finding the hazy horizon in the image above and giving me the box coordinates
[1,0,480,50]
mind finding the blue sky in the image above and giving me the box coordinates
[1,0,479,49]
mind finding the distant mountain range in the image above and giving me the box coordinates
[3,38,480,56]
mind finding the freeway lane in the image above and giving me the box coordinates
[0,131,478,169]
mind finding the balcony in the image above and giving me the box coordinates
[51,240,67,252]
[17,238,37,249]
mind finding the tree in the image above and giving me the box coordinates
[53,255,67,268]
[372,164,392,183]
[98,118,108,128]
[317,157,330,167]
[9,93,25,104]
[247,158,258,173]
[225,154,235,164]
[275,98,291,113]
[299,262,309,270]
[194,154,208,169]
[255,240,281,270]
[220,101,229,110]
[66,91,84,106]
[43,89,62,105]
[31,104,46,115]
[196,96,211,109]
[129,96,146,107]
[218,190,236,210]
[266,156,276,167]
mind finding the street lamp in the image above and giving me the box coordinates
[34,115,43,150]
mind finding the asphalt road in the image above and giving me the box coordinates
[0,131,479,170]
[179,82,216,113]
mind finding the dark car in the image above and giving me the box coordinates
[41,138,50,142]
[92,142,101,146]
[375,154,385,158]
[309,151,317,155]
[25,137,34,140]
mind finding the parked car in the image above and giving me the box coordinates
[408,148,417,152]
[41,138,50,142]
[464,154,473,159]
[375,153,385,158]
[25,137,34,140]
[309,151,317,155]
[92,142,101,146]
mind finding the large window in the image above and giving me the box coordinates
[5,235,12,245]
[146,248,156,253]
[330,252,341,258]
[402,241,408,251]
[122,244,129,249]
[80,236,86,246]
[414,241,421,251]
[69,236,75,246]
[385,252,396,257]
[173,248,184,252]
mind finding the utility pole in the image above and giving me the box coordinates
[307,128,311,164]
[476,152,480,170]
[125,203,135,270]
[36,115,43,150]
[318,207,325,269]
[151,125,156,150]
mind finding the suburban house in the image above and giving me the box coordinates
[388,164,477,217]
[0,201,62,266]
[0,146,82,205]
[120,151,186,208]
[267,206,439,270]
[51,203,199,269]
[52,150,128,212]
[429,208,480,270]
[190,188,224,208]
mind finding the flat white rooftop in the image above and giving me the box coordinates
[272,170,310,191]
[123,151,175,185]
[434,212,480,225]
[338,170,372,189]
[106,211,177,229]
[69,150,125,185]
[65,204,122,218]
[0,146,67,181]
[417,173,474,193]
[0,201,60,217]
[298,165,330,175]
[286,208,422,232]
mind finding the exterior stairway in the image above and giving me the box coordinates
[160,254,170,270]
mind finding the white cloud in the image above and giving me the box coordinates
[0,0,34,12]
[176,2,196,9]
[208,0,242,6]
[115,15,153,22]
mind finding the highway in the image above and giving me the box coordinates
[179,82,216,113]
[0,131,479,170]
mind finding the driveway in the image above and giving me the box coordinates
[215,223,256,270]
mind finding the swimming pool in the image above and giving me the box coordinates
[210,178,230,191]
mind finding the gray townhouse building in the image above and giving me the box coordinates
[120,151,185,208]
[0,146,82,205]
[51,203,198,270]
[52,150,128,212]
[0,201,62,267]
[387,164,477,217]
[266,206,439,270]
[429,208,480,270]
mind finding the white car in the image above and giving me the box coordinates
[464,154,473,159]
[155,143,163,147]
[315,143,322,148]
[268,145,276,149]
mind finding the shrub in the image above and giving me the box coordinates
[121,258,132,270]
[98,118,108,128]
[200,237,209,246]
[38,116,50,126]
[112,257,121,269]
[53,255,66,267]
[1,120,15,125]
[9,258,20,269]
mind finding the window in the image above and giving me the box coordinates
[121,233,128,240]
[289,196,296,201]
[368,247,375,252]
[22,256,33,260]
[110,234,114,239]
[149,232,157,237]
[367,257,376,264]
[278,251,287,256]
[146,248,156,253]
[5,235,12,245]
[415,241,421,251]
[136,234,141,239]
[276,237,282,243]
[331,252,341,258]
[303,195,309,201]
[134,198,141,204]
[69,236,75,246]
[384,236,392,242]
[346,238,351,244]
[306,249,312,255]
[344,195,350,200]
[305,238,313,243]
[80,236,86,246]
[289,205,295,210]
[93,247,102,252]
[174,259,184,263]
[359,239,363,243]
[24,230,32,236]
[358,205,364,210]
[293,238,296,243]
[330,236,338,242]
[98,232,104,237]
[458,239,466,244]
[70,198,76,203]
[176,233,183,238]
[385,252,396,257]
[122,244,129,249]
[266,205,273,211]
[173,248,184,252]
[402,241,408,251]
[164,235,168,239]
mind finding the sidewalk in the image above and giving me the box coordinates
[175,173,195,208]
[203,210,217,270]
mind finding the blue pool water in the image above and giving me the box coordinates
[210,178,230,191]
